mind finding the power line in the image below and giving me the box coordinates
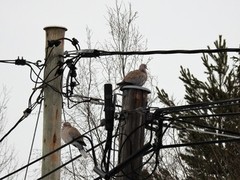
[155,97,240,114]
[0,124,102,179]
[65,48,240,58]
[2,37,240,179]
[24,99,43,180]
[158,137,240,150]
[38,135,101,179]
[0,108,31,143]
[0,89,43,143]
[170,117,240,137]
[172,124,240,139]
[38,154,82,180]
[104,143,152,179]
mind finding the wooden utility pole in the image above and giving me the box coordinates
[117,86,151,180]
[42,26,67,180]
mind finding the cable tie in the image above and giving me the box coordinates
[70,81,76,86]
[78,49,100,58]
[48,40,61,47]
[65,59,73,67]
[90,98,102,105]
[32,84,46,91]
[15,57,26,65]
[56,68,64,75]
[70,69,77,77]
[100,119,106,126]
[63,51,69,57]
[23,108,32,117]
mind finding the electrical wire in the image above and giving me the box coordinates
[117,110,151,158]
[0,59,17,64]
[24,99,43,180]
[171,124,240,139]
[156,97,240,115]
[114,146,156,180]
[0,87,44,143]
[37,154,82,180]
[141,150,159,180]
[38,134,117,180]
[0,114,27,143]
[105,143,152,179]
[65,48,240,58]
[38,134,97,180]
[0,57,44,86]
[150,112,240,151]
[178,111,240,119]
[2,38,240,179]
[159,137,240,150]
[170,117,240,137]
[110,117,154,179]
[0,124,102,180]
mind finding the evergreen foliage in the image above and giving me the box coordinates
[157,36,240,179]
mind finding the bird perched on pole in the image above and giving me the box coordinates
[61,122,88,158]
[116,64,148,89]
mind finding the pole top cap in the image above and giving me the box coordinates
[44,26,68,31]
[120,85,151,94]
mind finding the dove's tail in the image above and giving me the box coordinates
[79,149,88,158]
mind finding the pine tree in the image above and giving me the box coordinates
[157,36,240,179]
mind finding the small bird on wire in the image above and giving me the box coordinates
[61,122,88,158]
[116,64,148,89]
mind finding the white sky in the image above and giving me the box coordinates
[1,0,240,179]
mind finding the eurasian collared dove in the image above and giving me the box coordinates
[61,122,88,158]
[117,64,147,87]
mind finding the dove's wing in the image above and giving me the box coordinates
[118,70,147,86]
[68,127,86,147]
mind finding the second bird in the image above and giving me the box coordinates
[61,122,88,158]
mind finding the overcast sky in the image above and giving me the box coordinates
[1,0,240,179]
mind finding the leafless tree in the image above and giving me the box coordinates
[61,1,150,179]
[0,87,18,179]
[60,1,163,179]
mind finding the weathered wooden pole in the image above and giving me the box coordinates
[117,86,151,180]
[42,26,67,180]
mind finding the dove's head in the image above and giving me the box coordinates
[63,122,71,127]
[139,64,147,72]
